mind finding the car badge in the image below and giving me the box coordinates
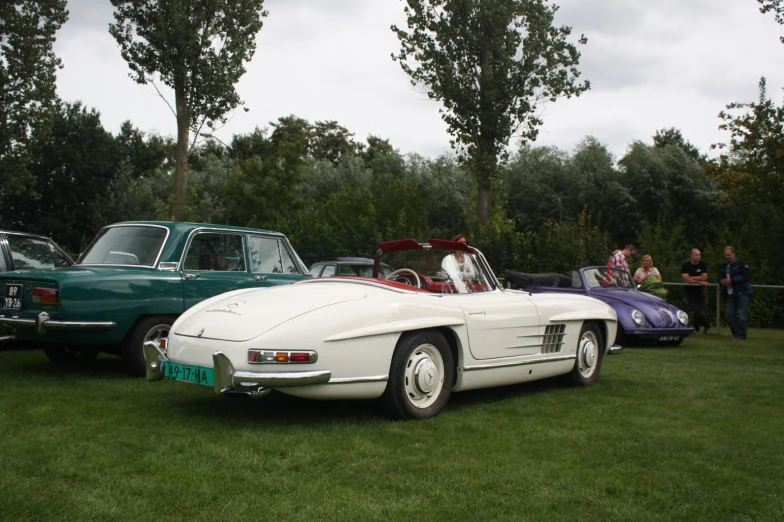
[197,328,204,337]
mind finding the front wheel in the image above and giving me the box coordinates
[381,330,454,420]
[568,322,604,387]
[122,316,173,376]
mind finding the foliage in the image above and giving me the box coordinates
[653,127,706,164]
[109,0,268,221]
[619,141,727,248]
[759,0,784,43]
[392,0,589,225]
[0,0,68,200]
[3,102,120,252]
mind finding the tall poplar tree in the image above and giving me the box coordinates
[393,0,589,225]
[109,0,267,221]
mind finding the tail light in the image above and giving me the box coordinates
[248,350,318,364]
[32,288,59,305]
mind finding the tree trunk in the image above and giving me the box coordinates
[171,86,190,221]
[476,0,496,226]
[477,173,492,225]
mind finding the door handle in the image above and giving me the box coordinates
[184,273,200,280]
[467,311,486,315]
[254,275,268,281]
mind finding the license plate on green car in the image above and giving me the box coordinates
[162,361,214,386]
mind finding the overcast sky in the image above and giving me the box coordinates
[54,0,784,162]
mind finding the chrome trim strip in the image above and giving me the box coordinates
[463,354,575,372]
[609,344,623,354]
[0,313,116,333]
[76,223,170,268]
[0,334,16,343]
[327,375,389,384]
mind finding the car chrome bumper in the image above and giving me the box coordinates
[608,344,623,354]
[0,312,116,335]
[626,327,694,339]
[144,342,332,397]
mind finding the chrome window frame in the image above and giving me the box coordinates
[179,230,248,273]
[76,224,170,269]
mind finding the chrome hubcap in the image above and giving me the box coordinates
[579,331,599,378]
[404,343,444,409]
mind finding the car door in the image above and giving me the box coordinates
[182,231,255,310]
[459,291,542,360]
[247,235,306,287]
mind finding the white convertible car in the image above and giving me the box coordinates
[145,238,619,420]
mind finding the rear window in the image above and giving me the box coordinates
[6,236,71,270]
[78,226,167,266]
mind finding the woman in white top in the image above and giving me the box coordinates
[633,254,661,283]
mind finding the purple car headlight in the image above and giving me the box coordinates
[677,310,689,325]
[632,310,644,326]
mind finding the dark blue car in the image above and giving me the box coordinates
[505,266,693,346]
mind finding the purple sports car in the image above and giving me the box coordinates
[505,266,693,346]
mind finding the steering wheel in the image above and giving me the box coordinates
[386,268,421,288]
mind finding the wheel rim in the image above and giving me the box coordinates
[404,343,445,409]
[578,330,600,378]
[144,324,170,352]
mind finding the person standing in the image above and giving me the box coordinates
[720,246,752,341]
[681,248,711,334]
[609,244,637,273]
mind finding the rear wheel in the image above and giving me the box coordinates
[568,322,603,387]
[122,316,173,376]
[43,345,100,363]
[381,330,454,420]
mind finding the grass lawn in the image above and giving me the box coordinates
[1,329,783,521]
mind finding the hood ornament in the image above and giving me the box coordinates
[197,328,204,337]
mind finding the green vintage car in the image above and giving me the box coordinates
[0,221,310,375]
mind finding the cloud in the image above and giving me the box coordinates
[52,0,784,163]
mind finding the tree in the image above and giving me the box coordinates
[7,102,120,252]
[653,127,705,164]
[109,0,267,221]
[0,0,68,202]
[759,0,784,43]
[392,0,589,225]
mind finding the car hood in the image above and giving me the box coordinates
[591,288,683,326]
[173,283,368,342]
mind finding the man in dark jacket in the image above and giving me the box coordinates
[720,246,752,340]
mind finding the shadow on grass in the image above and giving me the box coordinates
[166,374,567,427]
[0,349,132,379]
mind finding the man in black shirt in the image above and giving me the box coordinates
[681,248,711,333]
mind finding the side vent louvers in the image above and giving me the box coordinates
[541,324,566,354]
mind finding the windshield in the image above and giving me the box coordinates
[381,248,496,294]
[77,226,167,266]
[583,267,635,289]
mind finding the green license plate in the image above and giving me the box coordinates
[162,361,214,386]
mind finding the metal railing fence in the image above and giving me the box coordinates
[662,282,784,334]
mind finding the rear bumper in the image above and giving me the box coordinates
[144,342,332,397]
[0,312,116,336]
